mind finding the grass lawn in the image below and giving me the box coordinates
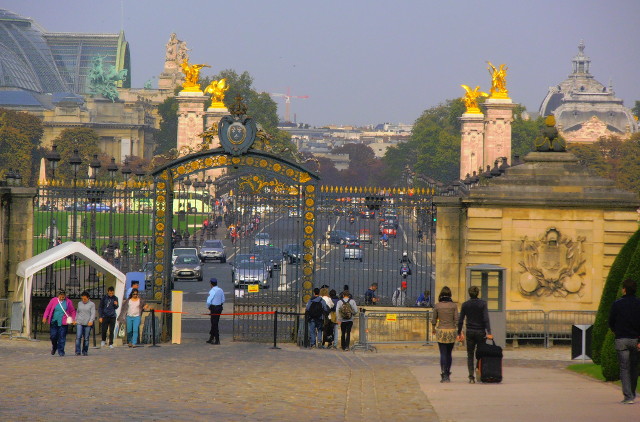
[568,363,640,386]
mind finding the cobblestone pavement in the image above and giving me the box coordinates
[1,336,628,422]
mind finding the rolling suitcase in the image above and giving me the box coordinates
[475,339,503,383]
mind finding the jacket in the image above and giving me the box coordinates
[76,300,96,326]
[457,298,491,335]
[99,294,119,318]
[305,296,329,320]
[392,288,407,306]
[336,298,358,323]
[609,294,640,339]
[43,297,77,325]
[432,298,458,330]
[118,297,147,324]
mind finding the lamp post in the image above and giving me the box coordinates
[134,165,146,268]
[68,149,82,291]
[183,176,192,246]
[206,176,213,240]
[88,154,101,282]
[106,158,119,262]
[121,159,132,272]
[45,146,61,291]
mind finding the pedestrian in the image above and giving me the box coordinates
[457,285,493,384]
[391,281,407,306]
[206,278,225,344]
[98,286,119,348]
[608,278,640,404]
[416,290,431,307]
[432,286,458,382]
[42,290,76,357]
[336,290,358,351]
[320,287,335,348]
[126,280,141,299]
[75,291,96,356]
[113,245,121,266]
[142,239,149,255]
[364,282,379,305]
[329,289,340,349]
[305,288,329,348]
[118,288,148,347]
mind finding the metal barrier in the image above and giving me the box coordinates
[546,310,596,346]
[0,298,9,332]
[506,310,546,345]
[352,310,432,350]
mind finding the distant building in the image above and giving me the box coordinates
[0,9,158,161]
[539,41,637,143]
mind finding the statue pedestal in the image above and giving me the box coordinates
[459,113,485,180]
[176,92,207,152]
[482,98,515,171]
[203,106,229,192]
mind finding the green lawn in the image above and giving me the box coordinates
[567,363,639,385]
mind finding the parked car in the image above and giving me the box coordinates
[259,246,284,271]
[172,255,203,282]
[283,243,302,263]
[86,203,111,212]
[328,230,357,245]
[358,229,372,243]
[360,209,376,219]
[254,232,271,246]
[199,239,226,262]
[344,244,363,262]
[172,247,199,264]
[233,260,270,288]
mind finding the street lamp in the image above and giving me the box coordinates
[193,179,206,243]
[205,176,213,240]
[183,176,192,246]
[106,157,119,262]
[121,159,132,272]
[68,148,82,290]
[134,165,146,268]
[88,154,101,282]
[45,146,61,292]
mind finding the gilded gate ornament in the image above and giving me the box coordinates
[487,61,509,99]
[518,228,586,297]
[461,85,489,113]
[180,59,210,92]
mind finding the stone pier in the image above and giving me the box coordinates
[459,112,485,179]
[482,98,515,170]
[177,91,207,152]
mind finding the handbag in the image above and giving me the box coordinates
[58,300,73,325]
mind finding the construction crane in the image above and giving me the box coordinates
[269,87,309,123]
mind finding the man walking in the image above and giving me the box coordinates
[206,278,225,345]
[98,286,118,348]
[609,278,640,404]
[392,281,407,306]
[457,286,493,383]
[364,283,379,305]
[305,288,328,348]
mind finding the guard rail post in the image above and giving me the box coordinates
[150,309,160,347]
[270,310,280,350]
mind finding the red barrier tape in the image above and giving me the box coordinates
[152,309,276,316]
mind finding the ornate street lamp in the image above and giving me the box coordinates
[183,176,192,246]
[45,146,61,291]
[121,159,132,272]
[88,154,101,282]
[68,149,82,290]
[134,165,146,268]
[106,157,119,262]
[193,179,206,243]
[205,176,214,239]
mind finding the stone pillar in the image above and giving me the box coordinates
[459,113,485,180]
[0,187,37,301]
[177,92,207,152]
[204,106,229,149]
[482,99,515,170]
[433,196,464,302]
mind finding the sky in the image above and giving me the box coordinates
[5,0,640,127]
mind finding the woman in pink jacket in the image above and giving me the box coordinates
[42,290,76,356]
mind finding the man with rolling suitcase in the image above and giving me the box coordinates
[457,286,494,383]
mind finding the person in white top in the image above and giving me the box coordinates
[335,290,358,351]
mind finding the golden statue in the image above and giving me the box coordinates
[180,59,210,92]
[487,61,509,99]
[204,79,229,108]
[460,85,488,114]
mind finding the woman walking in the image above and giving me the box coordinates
[432,286,458,382]
[42,290,76,357]
[75,291,96,356]
[118,288,149,347]
[336,290,358,351]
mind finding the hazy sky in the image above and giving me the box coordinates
[5,0,640,127]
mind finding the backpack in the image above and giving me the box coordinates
[307,300,324,319]
[339,299,354,319]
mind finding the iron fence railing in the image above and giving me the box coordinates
[507,310,596,347]
[0,298,10,332]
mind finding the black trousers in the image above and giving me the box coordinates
[209,305,223,341]
[340,321,353,350]
[466,330,486,377]
[101,316,116,344]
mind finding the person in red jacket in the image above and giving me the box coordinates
[42,290,77,357]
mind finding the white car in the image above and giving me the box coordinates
[254,233,271,246]
[171,247,199,264]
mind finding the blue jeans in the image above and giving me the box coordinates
[126,315,141,345]
[615,338,639,401]
[75,324,92,355]
[50,321,68,356]
[308,318,323,347]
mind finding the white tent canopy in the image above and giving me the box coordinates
[16,242,126,337]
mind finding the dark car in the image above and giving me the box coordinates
[360,209,376,219]
[283,243,302,263]
[199,239,226,262]
[328,230,357,245]
[259,246,284,271]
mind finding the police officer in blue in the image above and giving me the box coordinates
[206,278,225,344]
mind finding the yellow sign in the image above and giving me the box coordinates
[247,284,260,293]
[386,314,397,322]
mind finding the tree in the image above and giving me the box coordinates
[511,105,542,162]
[0,127,32,184]
[632,100,640,119]
[156,95,178,155]
[51,128,100,181]
[0,108,44,185]
[332,143,383,186]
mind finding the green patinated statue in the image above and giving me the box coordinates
[534,115,566,152]
[88,56,128,102]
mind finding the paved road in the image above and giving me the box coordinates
[1,339,634,422]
